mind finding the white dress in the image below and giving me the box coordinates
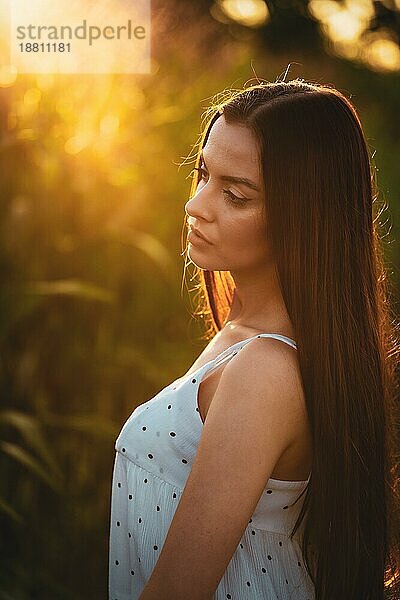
[108,333,315,600]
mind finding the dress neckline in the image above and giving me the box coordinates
[181,333,310,486]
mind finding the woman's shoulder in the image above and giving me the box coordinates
[199,323,301,402]
[202,331,307,465]
[186,322,297,379]
[221,330,304,420]
[229,330,300,381]
[215,322,297,357]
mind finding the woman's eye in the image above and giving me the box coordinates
[193,165,248,207]
[222,189,247,207]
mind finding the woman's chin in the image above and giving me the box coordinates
[187,246,221,270]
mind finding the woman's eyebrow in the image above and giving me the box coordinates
[199,150,261,192]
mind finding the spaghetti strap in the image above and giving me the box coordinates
[245,333,297,349]
[210,332,296,365]
[195,333,297,382]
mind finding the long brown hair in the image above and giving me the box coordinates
[181,79,400,599]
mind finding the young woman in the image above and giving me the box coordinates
[109,79,400,599]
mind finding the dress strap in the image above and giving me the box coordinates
[199,333,297,381]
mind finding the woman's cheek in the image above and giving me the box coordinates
[225,215,254,245]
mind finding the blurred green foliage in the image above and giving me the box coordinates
[0,1,399,598]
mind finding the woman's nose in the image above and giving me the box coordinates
[184,187,213,221]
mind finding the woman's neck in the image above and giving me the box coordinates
[226,264,295,339]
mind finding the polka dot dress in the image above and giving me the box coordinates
[108,334,315,600]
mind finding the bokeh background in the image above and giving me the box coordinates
[1,1,399,598]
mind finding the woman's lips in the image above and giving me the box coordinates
[188,227,211,244]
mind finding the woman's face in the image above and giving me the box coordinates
[184,115,270,272]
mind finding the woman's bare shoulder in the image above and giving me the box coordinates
[224,335,306,427]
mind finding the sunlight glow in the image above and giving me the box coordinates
[324,10,364,42]
[309,0,373,43]
[309,0,399,72]
[99,114,120,138]
[35,74,56,90]
[362,34,400,72]
[218,0,269,28]
[65,133,93,155]
[24,88,42,106]
[0,65,18,87]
